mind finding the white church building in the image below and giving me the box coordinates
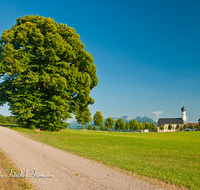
[157,106,186,132]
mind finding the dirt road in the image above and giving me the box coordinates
[0,127,164,190]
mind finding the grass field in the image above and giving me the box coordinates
[8,127,200,189]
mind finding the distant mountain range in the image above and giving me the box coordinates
[68,116,157,129]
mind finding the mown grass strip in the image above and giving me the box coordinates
[9,127,200,190]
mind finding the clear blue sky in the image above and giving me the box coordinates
[0,0,199,123]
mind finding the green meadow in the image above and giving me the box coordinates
[9,127,200,189]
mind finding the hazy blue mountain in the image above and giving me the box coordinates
[120,116,130,122]
[135,116,157,125]
[68,116,157,129]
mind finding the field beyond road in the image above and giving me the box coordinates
[9,127,200,189]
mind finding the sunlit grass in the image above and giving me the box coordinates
[9,127,200,189]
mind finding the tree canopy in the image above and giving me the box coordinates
[130,119,138,131]
[115,118,125,132]
[0,15,98,131]
[151,122,157,132]
[105,117,115,131]
[145,122,150,130]
[93,111,104,129]
[125,122,130,131]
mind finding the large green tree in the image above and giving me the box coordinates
[0,15,98,131]
[93,111,104,130]
[105,117,115,131]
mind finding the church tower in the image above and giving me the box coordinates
[181,105,186,124]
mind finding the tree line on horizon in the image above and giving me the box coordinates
[84,111,158,132]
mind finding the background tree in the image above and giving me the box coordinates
[5,116,17,124]
[149,123,152,132]
[130,119,138,132]
[168,123,172,131]
[105,117,115,132]
[125,122,130,132]
[105,126,109,131]
[190,123,194,131]
[93,111,104,130]
[134,123,139,132]
[151,122,157,132]
[76,107,92,130]
[100,124,105,131]
[87,124,93,130]
[160,125,164,131]
[175,124,180,130]
[145,122,150,131]
[141,123,145,132]
[0,15,98,131]
[115,118,125,132]
[93,126,97,131]
[183,124,187,130]
[196,124,200,131]
[0,114,7,124]
[139,123,143,132]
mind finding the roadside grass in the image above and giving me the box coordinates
[8,127,200,190]
[0,147,34,190]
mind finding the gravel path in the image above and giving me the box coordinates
[0,127,164,190]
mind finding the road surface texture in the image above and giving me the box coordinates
[0,127,164,190]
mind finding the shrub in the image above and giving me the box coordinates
[88,124,93,130]
[93,126,97,131]
[100,124,105,131]
[160,125,164,131]
[175,124,180,130]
